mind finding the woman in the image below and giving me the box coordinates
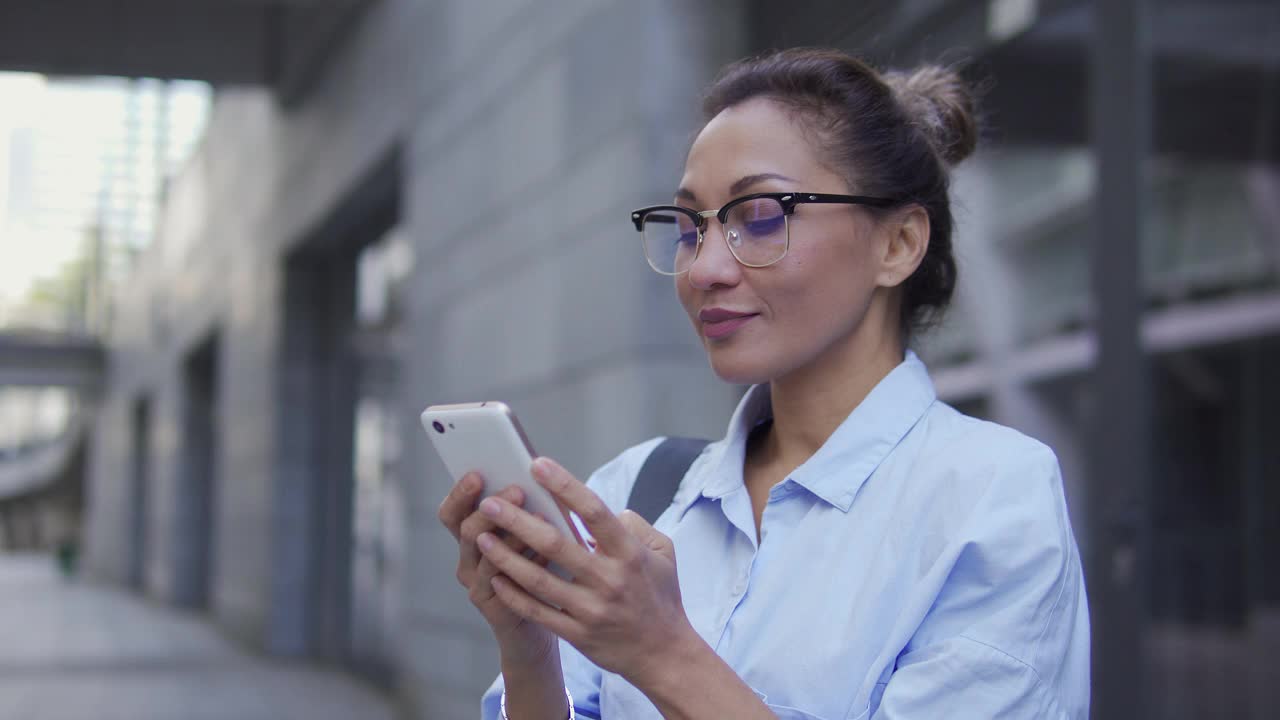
[438,48,1090,719]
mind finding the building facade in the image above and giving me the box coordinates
[81,2,745,716]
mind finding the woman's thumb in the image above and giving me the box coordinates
[618,510,673,556]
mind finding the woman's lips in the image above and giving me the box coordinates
[703,313,757,339]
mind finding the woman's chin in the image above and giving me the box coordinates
[707,351,775,386]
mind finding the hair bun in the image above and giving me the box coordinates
[885,65,978,167]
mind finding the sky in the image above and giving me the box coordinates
[0,71,210,328]
[0,73,80,307]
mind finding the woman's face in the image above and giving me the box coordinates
[675,97,899,385]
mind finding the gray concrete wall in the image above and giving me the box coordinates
[85,1,748,716]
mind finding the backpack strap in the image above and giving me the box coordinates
[627,437,710,525]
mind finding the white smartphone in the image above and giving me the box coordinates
[421,401,585,582]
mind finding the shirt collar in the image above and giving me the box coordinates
[695,350,937,512]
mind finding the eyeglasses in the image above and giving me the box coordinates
[629,192,898,276]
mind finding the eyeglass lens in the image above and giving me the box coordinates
[640,197,788,274]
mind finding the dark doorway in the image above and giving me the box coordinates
[176,334,220,609]
[348,227,411,684]
[276,249,360,661]
[127,396,152,590]
[271,148,402,684]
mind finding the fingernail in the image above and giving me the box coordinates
[479,498,501,518]
[476,532,495,552]
[462,474,480,492]
[531,457,550,479]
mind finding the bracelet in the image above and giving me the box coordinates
[500,686,575,720]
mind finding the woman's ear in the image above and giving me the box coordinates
[876,206,930,288]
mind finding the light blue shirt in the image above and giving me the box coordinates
[483,351,1090,719]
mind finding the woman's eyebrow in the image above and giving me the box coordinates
[675,173,797,205]
[729,172,797,196]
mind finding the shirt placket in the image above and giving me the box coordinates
[706,486,756,650]
[713,482,796,651]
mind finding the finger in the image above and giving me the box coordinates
[476,495,594,576]
[459,486,527,576]
[488,572,585,643]
[438,472,484,540]
[617,510,675,558]
[474,553,548,608]
[531,457,633,555]
[476,524,548,587]
[526,513,554,567]
[477,531,590,611]
[459,485,526,549]
[473,532,534,603]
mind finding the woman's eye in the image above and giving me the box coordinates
[744,214,785,236]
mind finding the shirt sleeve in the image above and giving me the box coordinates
[871,442,1091,720]
[479,437,666,719]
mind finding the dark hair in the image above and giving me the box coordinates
[701,48,978,342]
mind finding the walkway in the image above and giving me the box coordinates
[0,553,399,720]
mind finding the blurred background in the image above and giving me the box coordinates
[0,0,1276,718]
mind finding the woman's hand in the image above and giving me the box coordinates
[437,472,558,664]
[473,456,701,687]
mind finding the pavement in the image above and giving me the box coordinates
[0,553,399,720]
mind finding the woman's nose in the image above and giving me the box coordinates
[686,221,742,290]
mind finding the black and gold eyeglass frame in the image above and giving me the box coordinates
[629,192,899,276]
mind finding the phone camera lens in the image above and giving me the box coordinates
[432,421,445,434]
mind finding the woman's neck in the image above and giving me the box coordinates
[757,312,905,470]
